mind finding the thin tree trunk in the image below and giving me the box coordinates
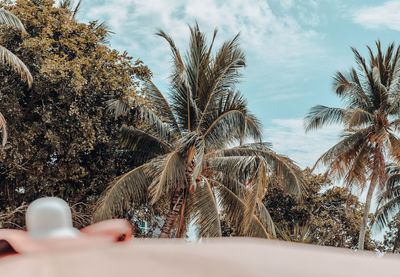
[159,187,185,238]
[358,181,377,250]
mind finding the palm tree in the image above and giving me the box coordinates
[94,24,304,238]
[0,8,33,146]
[304,41,400,250]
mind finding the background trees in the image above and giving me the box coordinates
[263,170,376,249]
[0,0,150,228]
[304,41,400,250]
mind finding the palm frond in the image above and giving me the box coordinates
[158,28,201,130]
[0,45,32,88]
[93,164,150,222]
[59,0,73,9]
[351,47,375,102]
[106,97,175,142]
[243,162,266,234]
[156,29,186,84]
[277,223,314,243]
[201,91,262,149]
[203,109,246,149]
[389,133,400,162]
[375,184,400,230]
[211,179,270,238]
[209,147,305,196]
[256,202,276,237]
[105,97,131,118]
[342,140,371,188]
[144,79,181,134]
[344,108,373,130]
[0,112,7,146]
[59,0,82,18]
[243,112,263,143]
[234,141,273,151]
[90,20,113,44]
[119,124,172,154]
[304,105,345,132]
[186,177,222,237]
[185,22,210,108]
[314,129,370,181]
[0,8,26,32]
[72,0,81,18]
[145,151,186,204]
[198,34,246,128]
[208,33,245,98]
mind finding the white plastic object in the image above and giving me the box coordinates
[26,197,80,239]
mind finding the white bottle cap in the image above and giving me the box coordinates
[26,197,80,239]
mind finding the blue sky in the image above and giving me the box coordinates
[79,0,400,169]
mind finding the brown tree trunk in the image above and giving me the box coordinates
[159,187,185,238]
[358,180,377,250]
[175,191,187,238]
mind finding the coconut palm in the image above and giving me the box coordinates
[0,8,33,146]
[94,24,304,238]
[304,41,400,250]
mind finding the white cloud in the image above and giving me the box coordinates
[81,0,328,88]
[264,118,342,170]
[353,1,400,31]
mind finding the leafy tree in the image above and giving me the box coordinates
[94,24,305,238]
[0,0,150,228]
[261,170,375,249]
[304,41,400,250]
[0,7,33,146]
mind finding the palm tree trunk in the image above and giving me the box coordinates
[159,146,196,238]
[159,187,185,238]
[358,180,377,250]
[175,191,187,238]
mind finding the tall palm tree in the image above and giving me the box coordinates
[94,24,304,238]
[304,41,400,250]
[0,8,33,146]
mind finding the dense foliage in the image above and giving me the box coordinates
[263,170,376,249]
[0,0,150,228]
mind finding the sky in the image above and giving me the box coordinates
[78,0,400,169]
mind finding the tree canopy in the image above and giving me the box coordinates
[0,0,150,228]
